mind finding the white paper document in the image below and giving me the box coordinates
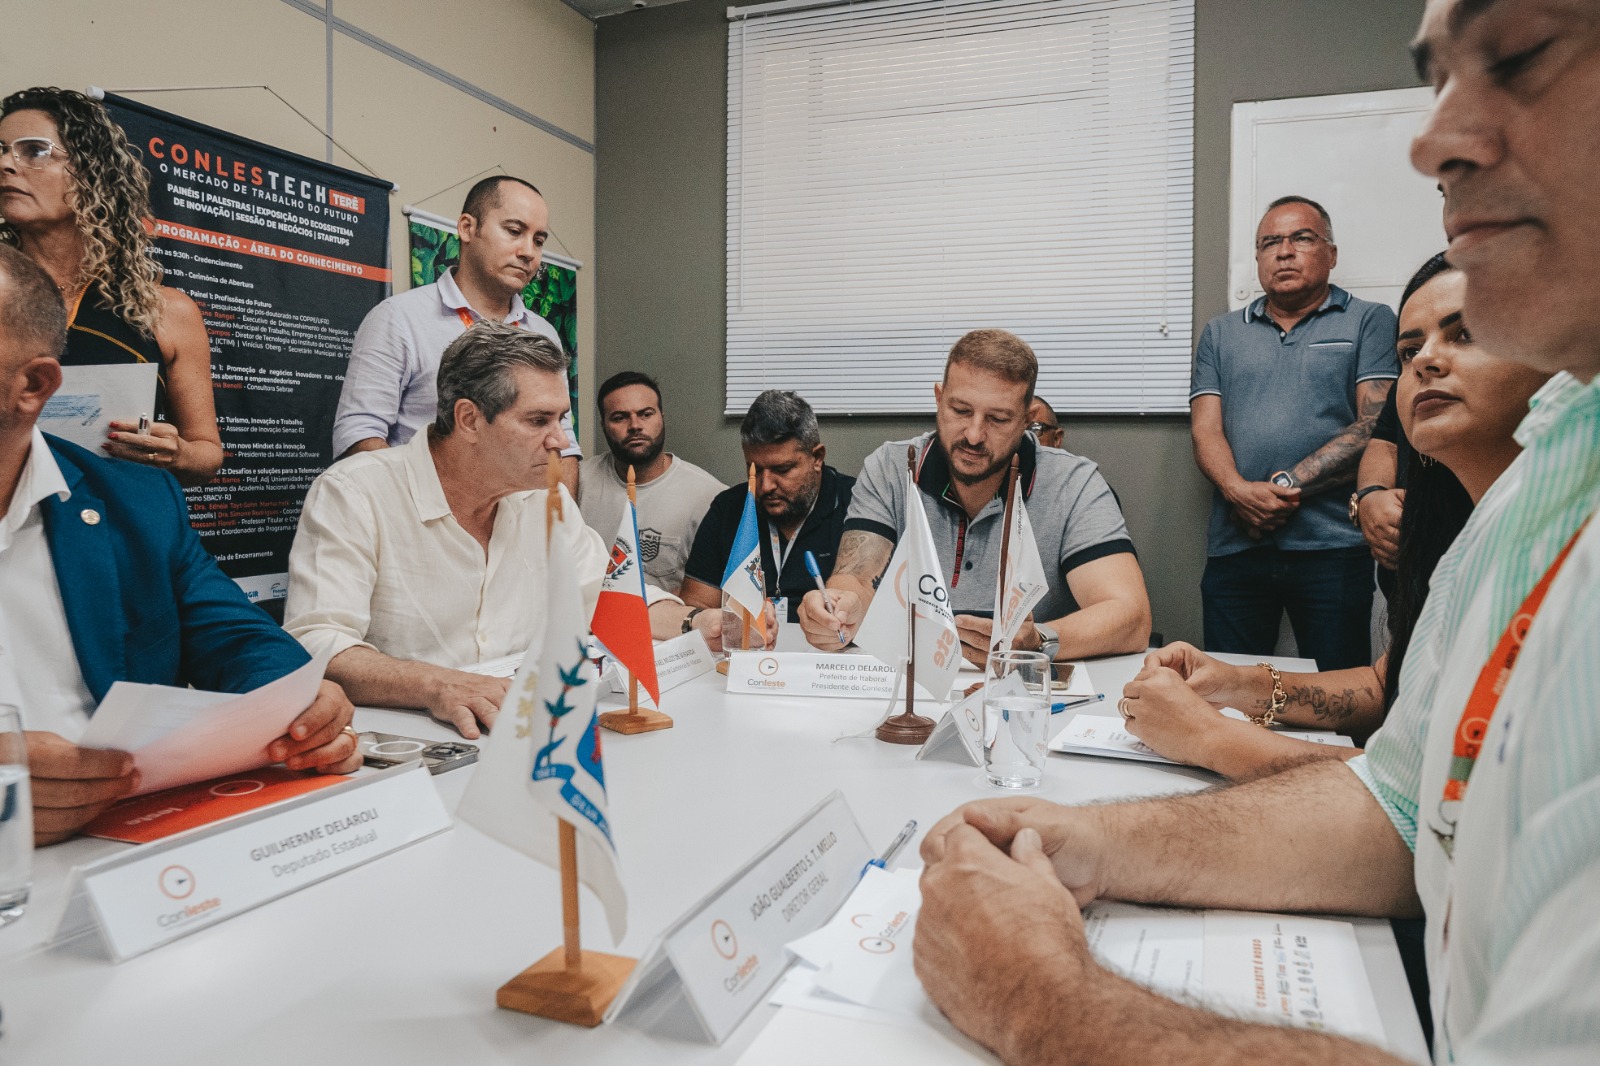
[79,652,330,795]
[1202,910,1385,1043]
[1082,900,1204,1001]
[40,363,160,451]
[1050,714,1354,766]
[768,873,1386,1053]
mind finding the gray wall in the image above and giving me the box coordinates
[594,0,1423,646]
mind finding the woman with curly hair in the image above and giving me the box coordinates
[0,87,221,485]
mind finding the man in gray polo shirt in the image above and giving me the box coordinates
[1190,196,1398,669]
[331,175,581,494]
[797,329,1151,665]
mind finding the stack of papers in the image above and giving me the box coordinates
[79,653,330,796]
[774,866,936,1027]
[1050,714,1354,766]
[767,867,1385,1050]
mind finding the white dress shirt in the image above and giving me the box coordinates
[0,429,95,741]
[285,430,629,671]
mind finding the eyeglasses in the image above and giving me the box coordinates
[1027,421,1058,434]
[0,137,67,170]
[1256,230,1327,255]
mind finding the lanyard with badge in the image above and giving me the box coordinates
[1430,516,1592,859]
[766,497,816,583]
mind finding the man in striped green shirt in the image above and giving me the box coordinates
[911,2,1600,1063]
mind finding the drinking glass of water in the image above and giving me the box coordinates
[0,706,30,926]
[982,651,1052,790]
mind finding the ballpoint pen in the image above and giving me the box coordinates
[804,550,848,646]
[862,818,917,877]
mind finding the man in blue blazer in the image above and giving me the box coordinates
[0,245,360,844]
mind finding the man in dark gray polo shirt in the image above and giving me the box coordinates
[798,329,1151,666]
[1190,196,1399,669]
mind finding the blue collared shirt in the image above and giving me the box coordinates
[1190,285,1398,556]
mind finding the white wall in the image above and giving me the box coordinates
[0,0,600,447]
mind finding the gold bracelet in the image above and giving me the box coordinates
[1249,662,1286,727]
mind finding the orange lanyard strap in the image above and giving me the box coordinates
[455,306,476,330]
[1443,517,1591,803]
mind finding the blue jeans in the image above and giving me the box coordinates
[1201,545,1374,670]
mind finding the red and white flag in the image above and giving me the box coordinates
[590,501,661,706]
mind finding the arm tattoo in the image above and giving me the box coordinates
[832,529,893,586]
[1249,683,1367,725]
[1288,380,1393,494]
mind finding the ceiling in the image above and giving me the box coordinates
[560,0,695,18]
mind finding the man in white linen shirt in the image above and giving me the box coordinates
[330,175,581,496]
[909,3,1600,1064]
[288,323,710,738]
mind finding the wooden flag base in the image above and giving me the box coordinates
[598,708,673,734]
[497,947,637,1027]
[876,711,936,745]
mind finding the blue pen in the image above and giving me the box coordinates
[1052,693,1106,714]
[862,819,918,878]
[804,550,848,646]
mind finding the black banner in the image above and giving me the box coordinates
[104,94,392,604]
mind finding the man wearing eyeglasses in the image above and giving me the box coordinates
[1188,196,1398,670]
[1027,397,1064,450]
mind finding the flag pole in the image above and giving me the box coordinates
[497,447,637,1025]
[990,454,1021,668]
[627,465,640,719]
[876,445,936,744]
[545,451,583,971]
[742,463,756,649]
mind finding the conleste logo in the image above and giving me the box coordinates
[745,656,786,689]
[712,917,761,994]
[156,865,222,929]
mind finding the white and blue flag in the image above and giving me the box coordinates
[719,487,769,642]
[457,515,628,943]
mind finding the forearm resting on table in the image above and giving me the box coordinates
[649,599,699,640]
[679,577,722,610]
[1243,663,1387,736]
[1196,717,1361,784]
[1012,963,1410,1066]
[326,645,460,711]
[1085,761,1418,918]
[1043,599,1148,659]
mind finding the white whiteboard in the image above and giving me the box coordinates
[1230,87,1442,312]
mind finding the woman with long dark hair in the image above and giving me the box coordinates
[0,87,221,485]
[1118,254,1549,780]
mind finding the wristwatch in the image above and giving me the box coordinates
[1034,622,1061,661]
[681,607,705,634]
[1269,470,1298,489]
[1348,485,1390,528]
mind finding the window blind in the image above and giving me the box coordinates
[726,0,1194,415]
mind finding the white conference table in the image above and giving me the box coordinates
[0,645,1429,1065]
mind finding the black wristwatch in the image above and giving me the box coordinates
[1349,484,1390,527]
[681,607,705,634]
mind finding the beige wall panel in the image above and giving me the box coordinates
[2,0,597,450]
[0,0,328,161]
[336,0,595,144]
[331,33,597,448]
